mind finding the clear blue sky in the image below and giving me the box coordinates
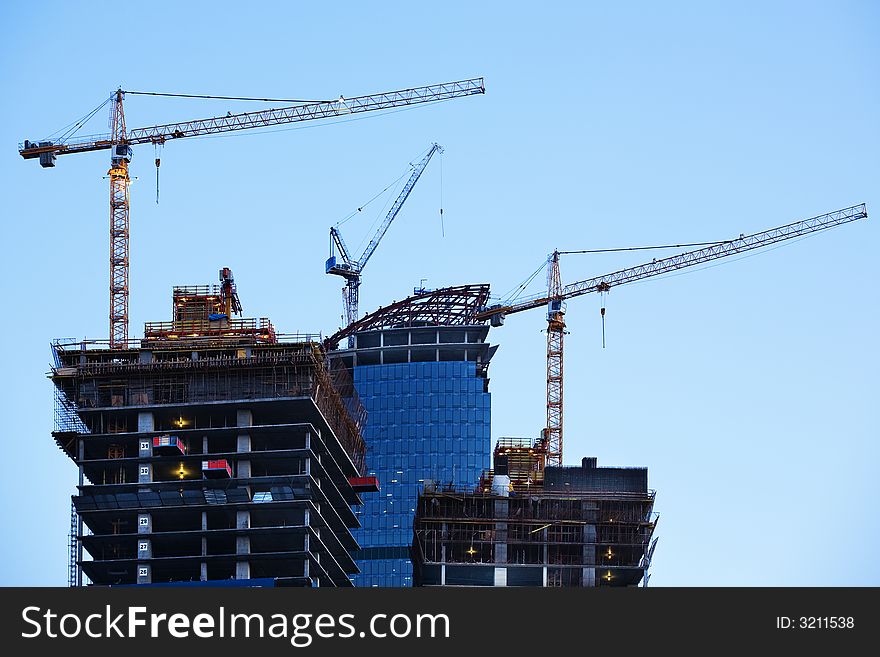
[1,1,877,586]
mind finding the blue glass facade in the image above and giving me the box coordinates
[351,359,491,587]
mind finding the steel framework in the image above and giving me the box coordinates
[545,252,564,466]
[479,204,868,321]
[108,91,130,347]
[325,284,491,349]
[21,80,483,158]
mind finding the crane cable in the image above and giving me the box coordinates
[559,240,732,255]
[46,94,114,144]
[499,259,548,305]
[154,142,163,204]
[439,150,445,237]
[123,90,325,103]
[336,171,408,227]
[600,290,608,349]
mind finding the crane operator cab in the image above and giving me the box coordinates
[111,144,133,167]
[547,299,566,321]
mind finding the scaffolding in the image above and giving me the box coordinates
[413,478,657,587]
[480,436,548,493]
[68,499,79,587]
[51,339,367,474]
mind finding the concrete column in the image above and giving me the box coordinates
[200,511,208,581]
[137,412,154,433]
[236,509,250,580]
[137,438,152,492]
[137,564,151,585]
[494,567,507,586]
[137,512,152,582]
[494,499,508,565]
[583,521,597,587]
[137,538,152,559]
[441,521,447,586]
[236,409,253,428]
[583,568,596,587]
[77,439,85,487]
[137,513,152,534]
[138,463,152,484]
[202,435,209,454]
[237,409,252,480]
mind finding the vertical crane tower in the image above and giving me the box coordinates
[20,79,484,347]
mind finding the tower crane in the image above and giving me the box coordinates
[326,143,443,336]
[19,79,484,348]
[477,203,868,466]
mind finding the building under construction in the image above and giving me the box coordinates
[327,285,495,586]
[411,437,658,587]
[51,270,375,587]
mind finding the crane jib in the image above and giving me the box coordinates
[480,203,867,320]
[19,78,484,159]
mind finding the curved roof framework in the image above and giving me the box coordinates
[325,284,490,349]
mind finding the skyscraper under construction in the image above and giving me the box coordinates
[411,438,658,587]
[52,270,375,587]
[328,285,495,587]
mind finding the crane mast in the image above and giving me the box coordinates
[327,143,443,333]
[108,90,132,347]
[477,203,867,464]
[544,251,565,466]
[21,80,483,348]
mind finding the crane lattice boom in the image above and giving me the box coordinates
[477,202,867,467]
[20,79,483,159]
[480,203,867,322]
[327,143,443,332]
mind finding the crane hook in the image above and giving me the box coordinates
[153,142,163,204]
[600,291,608,349]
